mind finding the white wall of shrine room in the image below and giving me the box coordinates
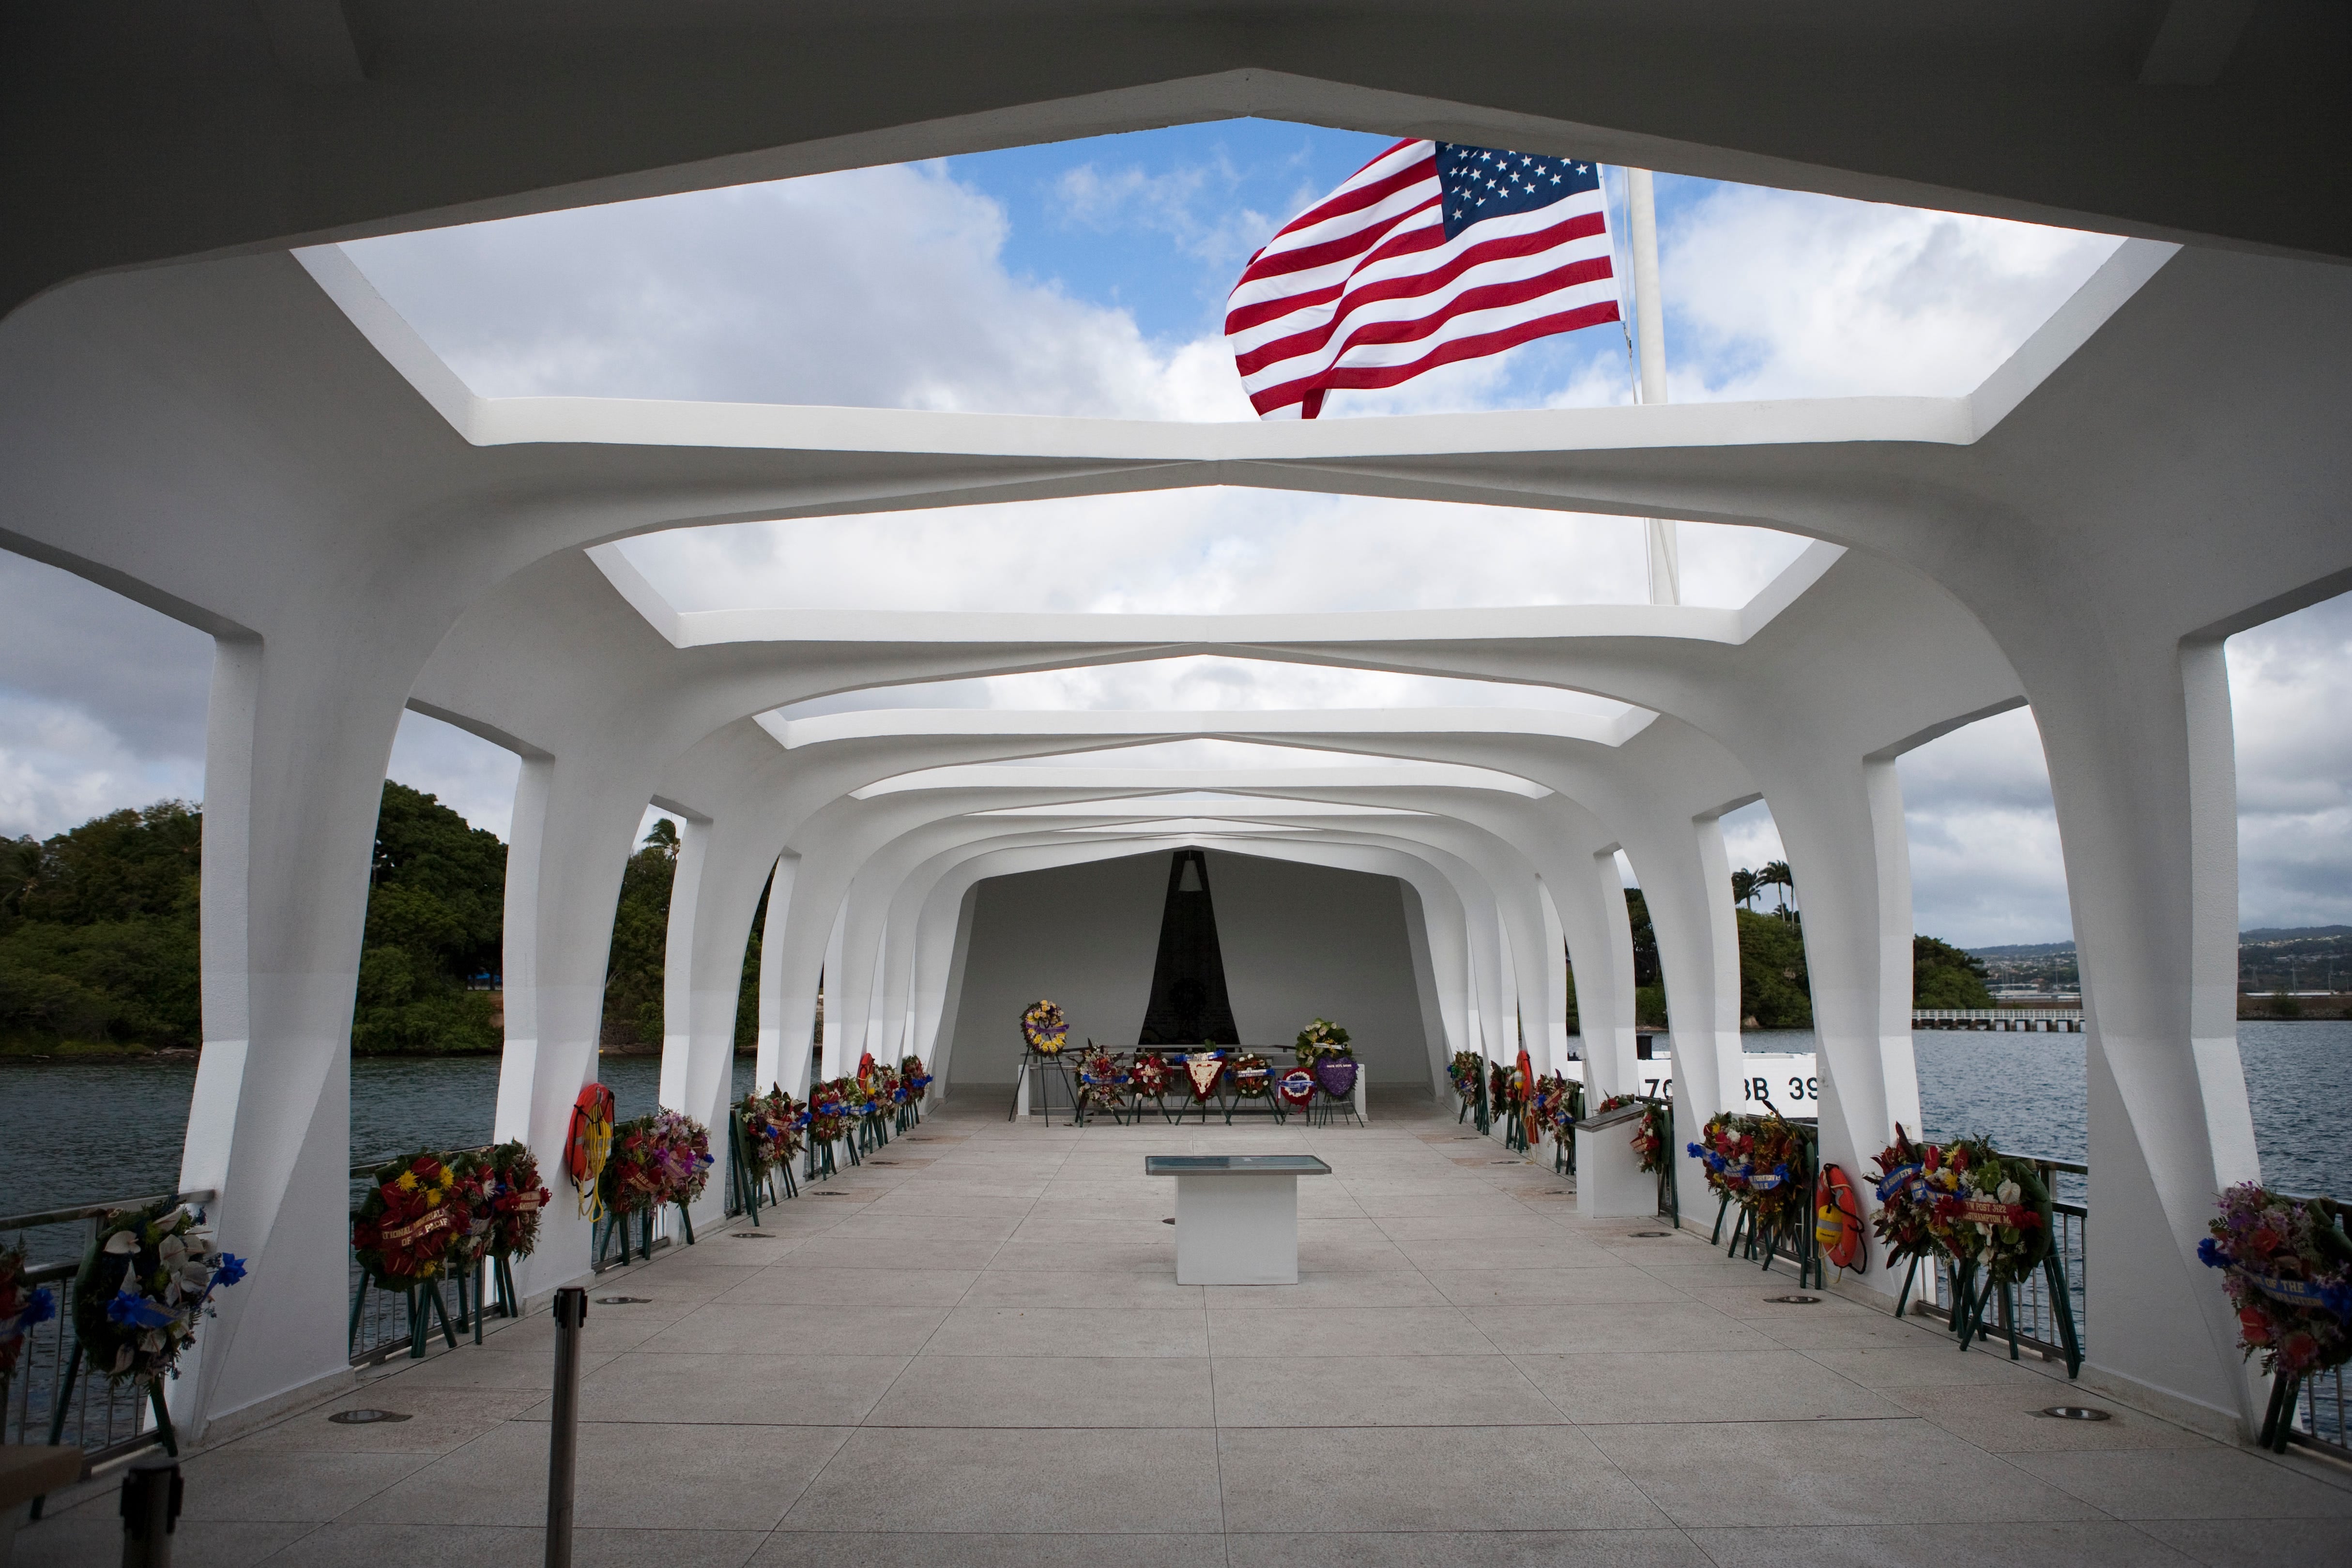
[944,848,1435,1095]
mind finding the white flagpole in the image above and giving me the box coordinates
[1626,167,1679,607]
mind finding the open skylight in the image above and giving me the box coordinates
[768,658,1646,728]
[610,490,1808,619]
[337,117,2123,423]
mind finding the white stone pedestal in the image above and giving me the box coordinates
[1147,1155,1333,1285]
[1577,1110,1659,1218]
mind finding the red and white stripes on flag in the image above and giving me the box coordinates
[1226,139,1620,419]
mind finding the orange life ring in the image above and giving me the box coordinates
[567,1083,616,1218]
[1815,1162,1867,1274]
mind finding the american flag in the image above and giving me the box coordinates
[1226,140,1621,419]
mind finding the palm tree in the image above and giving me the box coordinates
[1732,868,1759,910]
[1759,860,1795,916]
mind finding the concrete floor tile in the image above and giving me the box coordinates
[715,1265,978,1306]
[9,1513,312,1568]
[779,1427,1222,1533]
[821,1212,1025,1242]
[1207,1306,1489,1357]
[237,1387,547,1453]
[1223,1529,1712,1568]
[1879,1382,2215,1451]
[642,1302,948,1357]
[343,1420,851,1530]
[2146,1516,2352,1566]
[361,1345,618,1390]
[1201,1273,1451,1309]
[1216,1424,1665,1532]
[573,1351,910,1424]
[921,1305,1208,1357]
[749,1533,1228,1567]
[1212,1353,1562,1427]
[173,1449,436,1522]
[1588,1418,2101,1526]
[987,1242,1176,1274]
[1426,1268,1685,1308]
[1514,1350,1904,1424]
[1797,1344,2062,1388]
[783,1236,1007,1270]
[962,1270,1203,1308]
[253,1522,765,1568]
[1463,1301,1774,1355]
[2010,1446,2352,1519]
[1684,1520,2202,1568]
[869,1354,1214,1427]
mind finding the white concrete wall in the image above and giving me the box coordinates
[946,853,1166,1087]
[945,849,1434,1092]
[1210,851,1434,1088]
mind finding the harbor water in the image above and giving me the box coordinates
[2,1023,2347,1252]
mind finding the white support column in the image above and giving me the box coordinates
[2046,638,2261,1428]
[172,633,392,1434]
[754,852,798,1092]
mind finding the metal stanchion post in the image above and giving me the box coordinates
[119,1454,182,1568]
[545,1287,588,1568]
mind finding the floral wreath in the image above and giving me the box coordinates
[1022,1000,1069,1054]
[1294,1018,1352,1065]
[76,1202,244,1384]
[1922,1134,2050,1288]
[807,1081,850,1145]
[1596,1094,1667,1173]
[1448,1051,1483,1105]
[649,1110,714,1206]
[601,1116,668,1217]
[353,1151,483,1290]
[1184,1051,1226,1101]
[1743,1115,1811,1229]
[1229,1052,1272,1098]
[1687,1111,1754,1203]
[740,1089,806,1172]
[2200,1184,2352,1378]
[899,1055,932,1101]
[1867,1124,1939,1270]
[479,1140,550,1260]
[1533,1074,1577,1137]
[1131,1052,1172,1098]
[0,1243,58,1379]
[1076,1046,1130,1100]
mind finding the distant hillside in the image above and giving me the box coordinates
[2242,925,2352,944]
[1970,940,2077,959]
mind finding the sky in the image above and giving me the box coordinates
[0,118,2345,947]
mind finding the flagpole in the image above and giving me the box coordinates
[1626,167,1679,607]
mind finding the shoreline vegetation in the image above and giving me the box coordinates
[7,792,2347,1059]
[4,788,764,1061]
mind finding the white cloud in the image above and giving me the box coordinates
[342,164,1253,421]
[780,656,1640,723]
[1661,185,2124,402]
[0,690,205,842]
[385,711,523,842]
[2229,591,2352,930]
[619,487,1808,623]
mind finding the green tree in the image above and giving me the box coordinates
[0,803,202,1050]
[351,782,505,1053]
[601,818,679,1047]
[1736,908,1813,1028]
[1912,935,1994,1007]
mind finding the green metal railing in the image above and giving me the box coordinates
[1,1189,217,1465]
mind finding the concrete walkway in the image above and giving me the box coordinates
[21,1095,2352,1566]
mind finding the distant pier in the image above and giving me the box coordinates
[1914,1006,2085,1032]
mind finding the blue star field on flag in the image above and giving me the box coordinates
[1433,145,1603,241]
